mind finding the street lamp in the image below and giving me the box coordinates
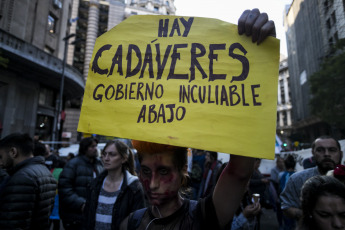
[52,33,76,147]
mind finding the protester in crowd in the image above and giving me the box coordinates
[280,136,343,227]
[271,156,285,187]
[84,139,146,230]
[270,156,285,229]
[49,159,65,230]
[296,175,345,230]
[190,149,206,200]
[326,164,345,184]
[249,158,269,230]
[44,143,60,170]
[59,137,104,230]
[302,156,316,169]
[0,167,8,185]
[118,8,276,230]
[33,140,47,157]
[199,151,222,198]
[0,133,57,229]
[278,154,296,230]
[232,186,262,230]
[249,158,270,206]
[119,140,254,230]
[66,152,75,162]
[217,163,261,230]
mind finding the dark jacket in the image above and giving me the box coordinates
[0,156,57,230]
[58,155,103,224]
[84,170,146,230]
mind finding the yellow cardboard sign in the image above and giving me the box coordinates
[78,15,280,159]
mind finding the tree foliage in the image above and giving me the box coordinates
[309,39,345,128]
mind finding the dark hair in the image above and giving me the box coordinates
[311,136,341,152]
[284,154,296,170]
[298,175,345,229]
[208,151,218,161]
[78,137,98,156]
[102,139,136,176]
[33,141,47,157]
[132,140,189,192]
[0,133,34,156]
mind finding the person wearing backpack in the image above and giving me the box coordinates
[119,8,276,230]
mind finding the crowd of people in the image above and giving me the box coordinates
[0,8,345,230]
[2,133,344,230]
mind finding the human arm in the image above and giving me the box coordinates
[280,173,303,219]
[212,9,276,227]
[243,202,261,218]
[231,202,261,230]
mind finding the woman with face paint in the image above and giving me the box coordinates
[119,141,257,230]
[84,139,146,230]
[119,8,276,230]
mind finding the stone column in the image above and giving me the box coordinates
[67,0,80,65]
[283,75,289,103]
[83,0,100,81]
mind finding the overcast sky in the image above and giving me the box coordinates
[174,0,292,57]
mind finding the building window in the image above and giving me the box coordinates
[53,0,62,9]
[48,14,56,34]
[166,1,169,6]
[35,115,54,141]
[324,0,329,13]
[326,18,331,30]
[39,87,55,107]
[331,11,336,25]
[154,6,159,12]
[329,37,334,48]
[334,31,339,42]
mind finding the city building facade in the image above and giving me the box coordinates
[0,0,85,141]
[283,0,345,144]
[277,55,293,150]
[63,0,176,143]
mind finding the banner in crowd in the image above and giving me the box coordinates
[78,15,280,159]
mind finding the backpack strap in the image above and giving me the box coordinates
[128,208,147,230]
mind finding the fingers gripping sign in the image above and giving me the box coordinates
[238,8,276,44]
